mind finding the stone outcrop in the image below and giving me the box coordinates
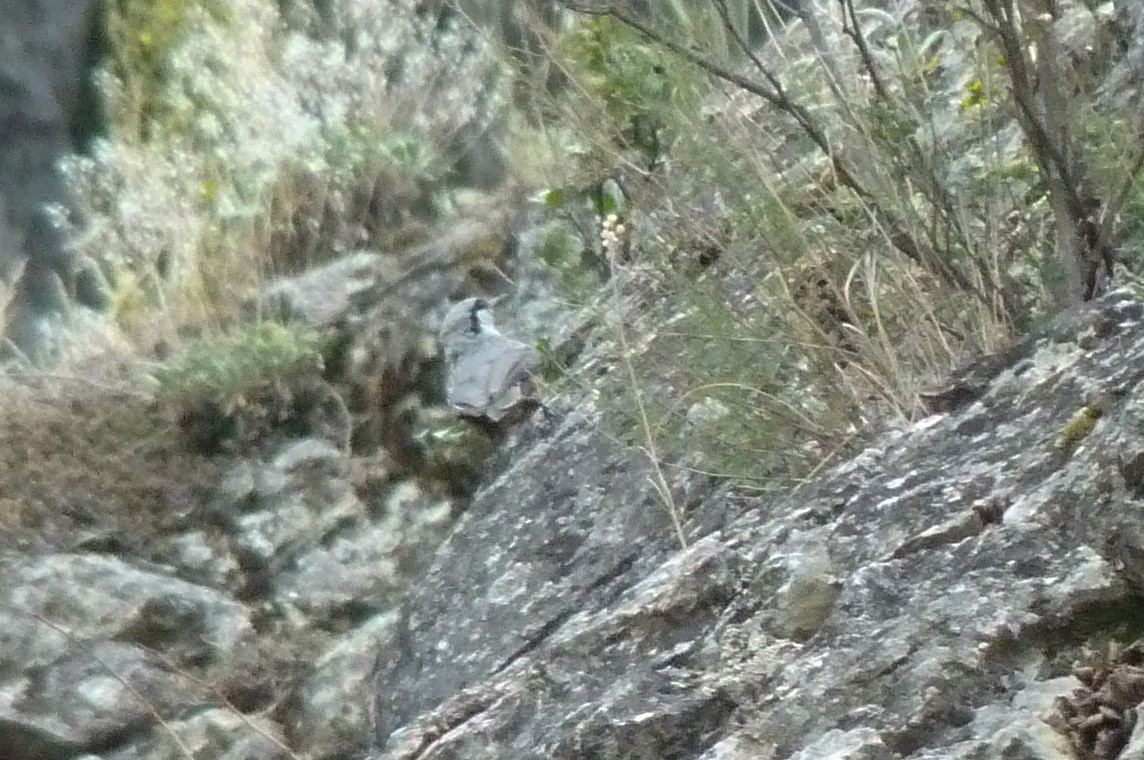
[0,552,253,757]
[0,0,105,355]
[0,205,532,759]
[0,393,456,760]
[1,262,1144,760]
[3,2,1144,759]
[368,288,1144,760]
[0,0,101,245]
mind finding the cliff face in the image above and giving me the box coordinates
[3,238,1141,760]
[0,0,103,345]
[2,2,1144,760]
[0,0,100,237]
[370,288,1144,760]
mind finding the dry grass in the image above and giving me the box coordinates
[0,365,224,551]
[523,0,1139,487]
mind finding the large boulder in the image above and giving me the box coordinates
[0,0,101,240]
[0,552,253,759]
[369,288,1144,759]
[0,0,105,358]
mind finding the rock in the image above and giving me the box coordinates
[0,0,105,354]
[1122,704,1144,760]
[759,536,842,641]
[0,0,101,233]
[216,440,362,596]
[290,613,400,759]
[696,733,777,759]
[248,251,395,328]
[103,708,290,760]
[0,641,180,758]
[913,675,1076,759]
[371,411,737,755]
[274,481,453,620]
[160,530,242,590]
[0,553,253,760]
[5,4,1144,758]
[787,729,894,760]
[72,256,112,310]
[367,289,1144,759]
[0,552,252,670]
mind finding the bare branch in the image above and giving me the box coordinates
[559,1,989,301]
[976,0,1117,300]
[838,0,889,100]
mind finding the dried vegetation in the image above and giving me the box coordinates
[528,0,1144,488]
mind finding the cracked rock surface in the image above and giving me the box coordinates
[369,289,1144,760]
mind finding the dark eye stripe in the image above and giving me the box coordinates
[468,299,485,334]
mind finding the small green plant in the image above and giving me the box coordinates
[156,321,323,403]
[959,78,999,111]
[322,121,439,184]
[1054,405,1103,452]
[155,321,327,453]
[556,16,703,169]
[536,221,600,296]
[105,0,235,141]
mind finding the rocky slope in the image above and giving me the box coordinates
[2,2,1144,760]
[370,287,1144,760]
[4,246,1144,760]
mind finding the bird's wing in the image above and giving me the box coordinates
[485,338,538,387]
[483,340,540,420]
[445,336,538,420]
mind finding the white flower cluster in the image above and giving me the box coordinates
[600,213,627,262]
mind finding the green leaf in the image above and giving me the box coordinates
[541,187,567,208]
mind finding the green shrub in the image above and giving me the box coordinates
[105,0,234,141]
[156,321,323,404]
[154,321,328,453]
[556,16,704,169]
[531,2,1141,488]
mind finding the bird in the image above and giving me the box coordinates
[438,296,540,424]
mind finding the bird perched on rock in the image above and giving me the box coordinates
[438,296,540,424]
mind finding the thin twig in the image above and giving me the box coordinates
[559,2,989,299]
[26,612,198,760]
[603,257,687,549]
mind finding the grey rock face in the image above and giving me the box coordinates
[0,0,105,356]
[0,421,455,760]
[101,708,290,760]
[0,0,100,230]
[248,251,396,328]
[369,288,1144,759]
[213,439,363,603]
[0,552,252,666]
[292,612,401,758]
[0,552,253,758]
[7,269,1144,759]
[0,640,182,757]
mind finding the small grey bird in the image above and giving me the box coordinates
[439,297,540,423]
